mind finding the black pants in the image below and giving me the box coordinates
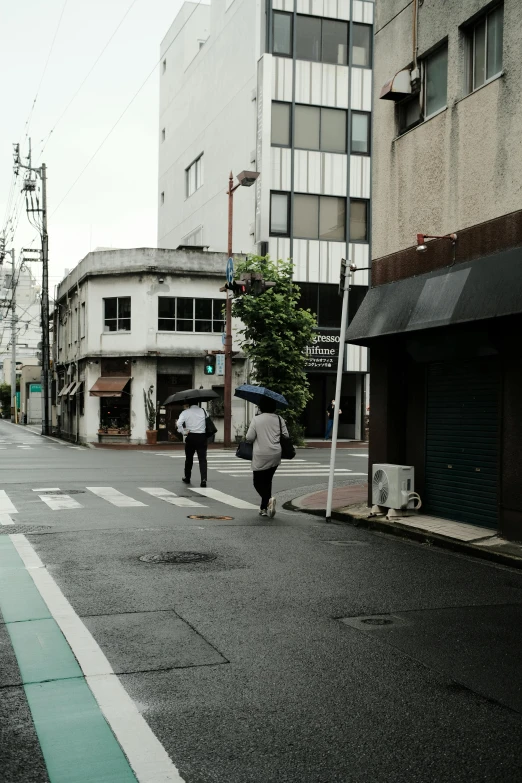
[253,466,277,510]
[184,433,208,481]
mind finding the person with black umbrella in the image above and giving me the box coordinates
[176,402,208,487]
[167,388,219,488]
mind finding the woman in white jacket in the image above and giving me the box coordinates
[245,396,289,518]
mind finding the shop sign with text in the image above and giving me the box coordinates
[304,330,341,372]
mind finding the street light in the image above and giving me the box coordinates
[224,169,259,447]
[416,232,457,252]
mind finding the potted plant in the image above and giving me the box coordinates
[143,386,157,445]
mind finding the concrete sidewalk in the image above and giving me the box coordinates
[288,483,522,570]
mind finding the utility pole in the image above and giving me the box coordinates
[14,141,51,435]
[224,172,234,448]
[40,163,50,436]
[9,249,17,423]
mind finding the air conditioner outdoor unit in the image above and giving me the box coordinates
[372,464,415,510]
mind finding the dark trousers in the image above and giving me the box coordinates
[324,419,333,440]
[184,433,208,481]
[253,466,277,510]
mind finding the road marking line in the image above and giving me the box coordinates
[0,490,17,514]
[0,513,15,525]
[7,533,185,782]
[17,445,33,449]
[139,488,207,508]
[86,487,147,507]
[33,487,61,492]
[39,494,82,511]
[190,487,258,509]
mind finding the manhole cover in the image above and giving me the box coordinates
[187,515,233,521]
[339,614,410,632]
[0,525,52,535]
[361,617,393,626]
[139,551,216,564]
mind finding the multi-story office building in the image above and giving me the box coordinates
[158,0,374,439]
[347,1,522,541]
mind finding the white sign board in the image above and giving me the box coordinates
[216,354,225,376]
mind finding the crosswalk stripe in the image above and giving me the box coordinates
[33,487,61,492]
[86,487,147,508]
[0,490,17,514]
[0,513,15,525]
[190,487,259,509]
[17,445,33,449]
[139,488,206,508]
[39,493,82,511]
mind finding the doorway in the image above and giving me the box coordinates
[157,374,192,442]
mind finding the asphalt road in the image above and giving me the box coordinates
[1,419,521,783]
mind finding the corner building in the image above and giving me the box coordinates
[347,0,522,540]
[158,0,374,440]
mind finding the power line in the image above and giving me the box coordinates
[21,0,70,145]
[37,0,140,162]
[50,0,206,218]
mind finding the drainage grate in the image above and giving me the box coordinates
[187,515,233,521]
[0,525,52,535]
[339,614,410,632]
[39,489,85,495]
[139,551,216,564]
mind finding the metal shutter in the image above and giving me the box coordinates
[425,359,499,528]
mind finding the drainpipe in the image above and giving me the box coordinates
[413,0,419,70]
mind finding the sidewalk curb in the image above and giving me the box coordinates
[284,499,522,571]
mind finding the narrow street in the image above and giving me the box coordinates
[1,419,521,782]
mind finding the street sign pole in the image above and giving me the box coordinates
[326,260,352,523]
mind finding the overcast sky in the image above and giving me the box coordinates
[0,0,195,290]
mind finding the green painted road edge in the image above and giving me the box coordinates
[0,536,138,782]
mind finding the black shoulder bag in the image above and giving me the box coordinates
[204,410,218,438]
[278,416,295,460]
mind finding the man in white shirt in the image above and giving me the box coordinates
[176,403,208,487]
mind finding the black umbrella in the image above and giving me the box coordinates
[163,388,219,405]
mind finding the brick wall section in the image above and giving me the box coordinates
[372,209,522,287]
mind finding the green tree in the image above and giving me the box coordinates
[231,255,317,442]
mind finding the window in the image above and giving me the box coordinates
[424,45,448,117]
[352,23,371,67]
[160,191,165,205]
[271,102,291,146]
[158,298,224,333]
[161,128,166,142]
[293,194,346,241]
[351,112,370,154]
[162,59,166,73]
[81,303,85,338]
[186,154,203,197]
[104,297,131,332]
[350,199,369,241]
[398,95,423,134]
[273,11,292,56]
[270,192,290,235]
[294,105,347,153]
[298,283,342,327]
[295,15,348,65]
[468,5,503,92]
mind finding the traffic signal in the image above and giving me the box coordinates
[204,354,216,375]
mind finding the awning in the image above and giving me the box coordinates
[89,376,131,398]
[346,247,522,345]
[58,382,74,397]
[68,381,83,397]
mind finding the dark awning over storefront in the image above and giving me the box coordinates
[89,377,131,397]
[346,248,522,345]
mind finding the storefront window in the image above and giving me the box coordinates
[99,396,131,432]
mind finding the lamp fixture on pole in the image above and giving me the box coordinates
[223,168,259,448]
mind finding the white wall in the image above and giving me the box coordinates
[158,0,260,256]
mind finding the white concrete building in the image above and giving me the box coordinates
[0,261,41,383]
[53,248,248,445]
[158,0,373,439]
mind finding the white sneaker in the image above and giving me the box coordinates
[259,509,268,517]
[267,497,276,518]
